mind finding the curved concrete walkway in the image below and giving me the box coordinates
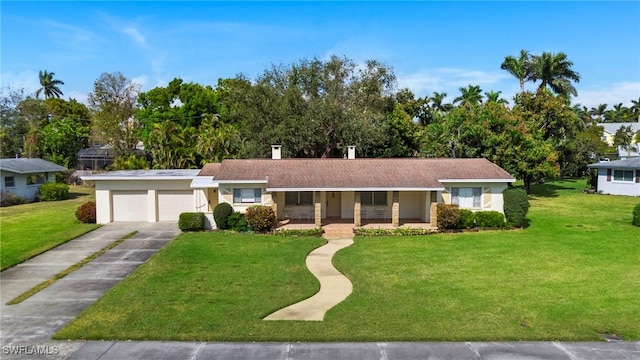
[264,237,354,321]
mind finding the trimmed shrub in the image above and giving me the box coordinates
[503,188,529,228]
[75,201,96,223]
[437,204,460,230]
[179,212,205,232]
[213,202,234,229]
[245,205,276,233]
[274,227,325,236]
[353,227,437,237]
[228,211,249,232]
[633,204,640,227]
[39,183,69,201]
[457,209,477,229]
[0,191,26,207]
[476,211,506,228]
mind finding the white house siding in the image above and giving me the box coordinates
[0,170,57,202]
[439,182,508,214]
[93,179,194,224]
[596,169,640,196]
[218,184,272,213]
[341,191,355,219]
[399,191,422,219]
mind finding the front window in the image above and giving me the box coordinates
[613,170,634,182]
[285,191,313,205]
[361,191,387,206]
[233,188,261,204]
[4,176,15,187]
[27,173,45,185]
[452,187,481,208]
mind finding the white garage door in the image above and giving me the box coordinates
[112,191,148,221]
[157,190,194,221]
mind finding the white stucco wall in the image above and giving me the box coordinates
[399,191,422,219]
[92,179,194,224]
[596,169,640,196]
[1,171,58,202]
[218,183,272,213]
[439,182,509,214]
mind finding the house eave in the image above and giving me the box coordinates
[438,178,516,183]
[266,187,445,192]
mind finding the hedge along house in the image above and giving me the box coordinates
[192,145,515,228]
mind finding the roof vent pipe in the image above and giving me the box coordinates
[271,145,282,160]
[347,145,356,160]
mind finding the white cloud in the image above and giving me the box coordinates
[0,70,40,96]
[574,82,640,109]
[397,68,510,98]
[66,90,89,105]
[131,75,149,89]
[122,26,146,45]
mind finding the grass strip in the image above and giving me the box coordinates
[6,231,138,305]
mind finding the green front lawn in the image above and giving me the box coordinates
[0,186,100,270]
[55,180,639,341]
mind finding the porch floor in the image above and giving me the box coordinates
[277,218,436,231]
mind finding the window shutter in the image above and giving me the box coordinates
[254,188,262,203]
[636,170,640,183]
[451,188,459,205]
[606,169,611,182]
[233,189,241,203]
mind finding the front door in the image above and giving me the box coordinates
[326,191,341,218]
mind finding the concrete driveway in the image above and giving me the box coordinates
[1,222,179,352]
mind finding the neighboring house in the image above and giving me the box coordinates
[617,144,640,159]
[0,158,67,202]
[587,158,640,196]
[84,145,515,229]
[601,122,640,146]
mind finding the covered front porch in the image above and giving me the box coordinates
[272,189,440,229]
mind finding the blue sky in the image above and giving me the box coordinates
[2,1,639,109]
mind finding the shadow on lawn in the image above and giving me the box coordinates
[529,179,583,198]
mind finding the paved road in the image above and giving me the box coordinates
[1,223,639,359]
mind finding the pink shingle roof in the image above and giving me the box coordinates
[198,158,514,190]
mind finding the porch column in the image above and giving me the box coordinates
[354,192,361,227]
[430,202,438,225]
[271,191,278,220]
[392,191,399,227]
[314,191,322,227]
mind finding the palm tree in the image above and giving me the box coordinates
[453,85,483,107]
[527,52,581,97]
[630,97,640,121]
[484,90,508,104]
[431,92,452,113]
[500,49,531,93]
[35,70,64,99]
[589,103,608,123]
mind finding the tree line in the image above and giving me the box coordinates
[1,51,638,192]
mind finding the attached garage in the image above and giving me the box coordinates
[157,190,194,221]
[82,170,202,224]
[112,191,148,221]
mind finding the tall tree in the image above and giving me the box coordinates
[613,125,636,157]
[500,49,531,93]
[484,90,508,104]
[527,52,581,97]
[88,72,141,155]
[589,103,608,123]
[236,55,396,158]
[35,70,64,99]
[453,85,483,107]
